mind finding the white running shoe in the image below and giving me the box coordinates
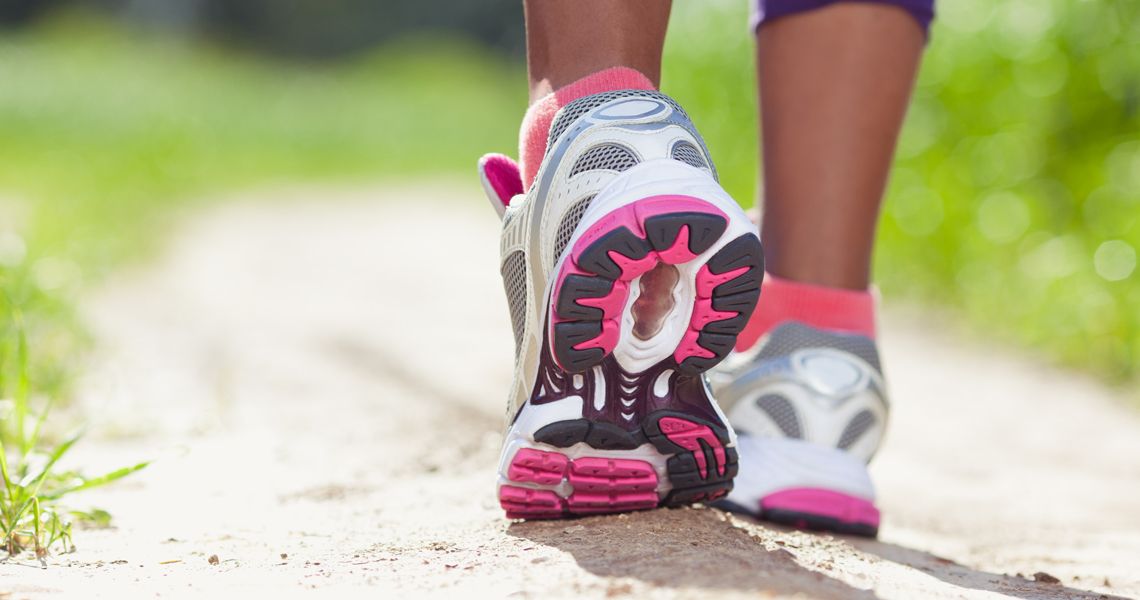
[478,90,764,518]
[710,321,887,536]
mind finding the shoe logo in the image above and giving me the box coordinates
[791,349,868,400]
[591,98,667,121]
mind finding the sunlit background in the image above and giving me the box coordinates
[0,0,1137,571]
[1,0,1138,441]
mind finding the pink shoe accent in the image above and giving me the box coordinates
[688,300,739,331]
[550,196,732,370]
[658,417,726,479]
[573,280,629,320]
[519,67,656,190]
[477,153,523,211]
[675,329,716,363]
[567,492,659,513]
[655,227,698,265]
[736,274,877,352]
[761,488,881,528]
[695,264,749,298]
[572,320,620,352]
[609,250,660,281]
[500,485,566,519]
[673,263,754,363]
[501,451,662,519]
[568,458,657,493]
[507,448,569,486]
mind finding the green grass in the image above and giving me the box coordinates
[1,298,148,558]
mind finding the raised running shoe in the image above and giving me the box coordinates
[478,90,764,518]
[710,321,887,536]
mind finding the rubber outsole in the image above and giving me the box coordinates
[762,508,879,538]
[550,195,763,376]
[501,195,759,520]
[499,411,738,519]
[713,496,881,538]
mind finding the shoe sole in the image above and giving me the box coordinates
[499,410,738,518]
[760,488,880,537]
[498,192,763,519]
[549,194,762,375]
[718,490,879,538]
[717,436,881,537]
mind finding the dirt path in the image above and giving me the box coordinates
[4,183,1139,599]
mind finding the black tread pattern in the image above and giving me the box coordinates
[527,348,736,511]
[676,234,764,374]
[644,411,738,506]
[576,228,651,280]
[551,225,651,374]
[551,322,604,372]
[534,419,648,450]
[555,275,610,321]
[644,212,727,255]
[552,207,763,377]
[532,411,738,508]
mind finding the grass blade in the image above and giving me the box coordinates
[22,431,84,498]
[43,461,150,501]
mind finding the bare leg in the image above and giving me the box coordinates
[758,4,925,290]
[524,0,672,102]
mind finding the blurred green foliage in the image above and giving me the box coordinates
[0,15,525,545]
[0,14,524,553]
[881,0,1140,382]
[664,0,1140,383]
[1,0,1139,421]
[0,13,524,417]
[1,15,523,279]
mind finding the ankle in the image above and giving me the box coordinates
[518,66,656,189]
[736,273,877,351]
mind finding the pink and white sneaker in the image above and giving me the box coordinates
[710,322,888,537]
[478,90,763,519]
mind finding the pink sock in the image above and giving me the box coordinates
[736,274,877,351]
[519,67,656,190]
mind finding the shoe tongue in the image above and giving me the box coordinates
[477,153,523,218]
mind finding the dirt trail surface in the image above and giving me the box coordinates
[4,184,1139,599]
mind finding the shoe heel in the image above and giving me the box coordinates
[549,194,762,374]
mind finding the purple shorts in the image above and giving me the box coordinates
[753,0,935,35]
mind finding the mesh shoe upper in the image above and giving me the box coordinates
[711,321,889,462]
[496,89,720,426]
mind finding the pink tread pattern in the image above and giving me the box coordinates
[673,263,753,362]
[761,488,881,528]
[507,448,570,485]
[500,486,565,519]
[550,195,735,368]
[568,458,657,492]
[499,448,661,519]
[575,280,629,319]
[658,417,727,479]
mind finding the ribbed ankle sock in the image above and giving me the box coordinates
[736,274,877,351]
[518,67,656,190]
